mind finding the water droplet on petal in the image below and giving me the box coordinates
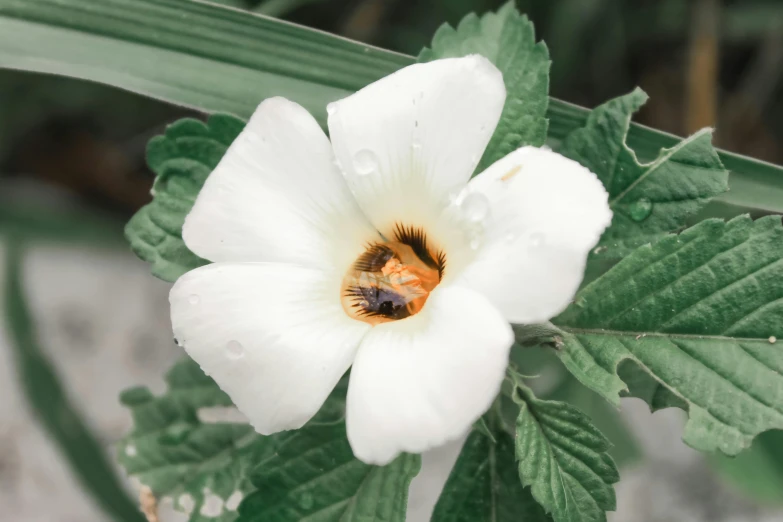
[326,102,338,116]
[469,237,482,250]
[353,149,379,176]
[629,198,653,222]
[459,193,490,223]
[188,294,200,305]
[411,142,422,151]
[225,340,245,359]
[529,232,546,248]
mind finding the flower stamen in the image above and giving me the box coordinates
[342,226,444,324]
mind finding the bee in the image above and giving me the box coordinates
[342,224,445,324]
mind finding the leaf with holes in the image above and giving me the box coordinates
[126,114,245,282]
[558,88,729,260]
[419,1,550,173]
[552,215,783,456]
[118,357,270,522]
[237,422,420,522]
[432,422,551,522]
[514,383,618,522]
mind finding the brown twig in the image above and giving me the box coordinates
[139,486,160,522]
[685,0,720,133]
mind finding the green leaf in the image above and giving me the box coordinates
[709,429,783,506]
[514,383,619,522]
[552,215,783,456]
[510,343,642,467]
[1,0,780,215]
[559,88,729,259]
[418,1,550,172]
[118,357,270,522]
[237,423,420,522]
[0,0,405,123]
[432,424,551,522]
[546,373,642,468]
[126,114,245,282]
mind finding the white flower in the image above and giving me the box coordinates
[169,55,611,465]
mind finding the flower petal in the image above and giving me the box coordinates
[170,262,369,435]
[346,285,513,465]
[183,97,378,273]
[327,56,505,239]
[453,147,612,323]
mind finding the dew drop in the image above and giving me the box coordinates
[188,294,200,305]
[326,102,338,116]
[769,336,777,344]
[469,237,482,250]
[629,198,653,222]
[592,246,607,255]
[124,444,137,457]
[359,300,369,308]
[298,492,314,510]
[225,340,245,360]
[353,149,379,176]
[529,232,546,248]
[411,142,422,151]
[459,193,490,223]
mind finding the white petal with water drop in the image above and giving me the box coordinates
[170,262,369,435]
[452,146,611,323]
[353,149,380,176]
[327,55,506,237]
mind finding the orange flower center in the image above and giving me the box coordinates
[342,226,445,325]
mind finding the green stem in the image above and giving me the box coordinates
[3,238,145,522]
